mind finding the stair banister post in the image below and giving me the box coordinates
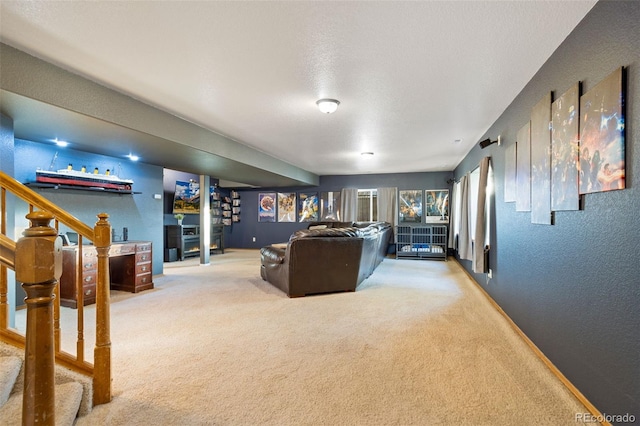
[93,212,112,405]
[15,210,62,426]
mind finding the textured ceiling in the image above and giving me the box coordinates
[0,1,597,180]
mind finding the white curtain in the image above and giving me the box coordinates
[448,181,457,249]
[457,173,473,260]
[376,187,397,226]
[341,188,358,222]
[473,157,491,273]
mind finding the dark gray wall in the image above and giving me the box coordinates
[454,1,639,420]
[13,139,165,276]
[228,171,453,248]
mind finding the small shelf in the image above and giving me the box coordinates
[24,182,140,194]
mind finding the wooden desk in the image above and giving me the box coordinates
[59,241,153,308]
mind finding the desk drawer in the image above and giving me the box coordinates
[135,263,151,275]
[110,244,136,256]
[82,259,97,271]
[136,252,151,263]
[135,272,152,286]
[81,249,97,261]
[81,271,97,285]
[82,283,96,302]
[136,242,152,252]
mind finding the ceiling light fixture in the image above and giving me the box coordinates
[54,138,69,147]
[316,98,340,114]
[127,153,139,161]
[361,151,374,157]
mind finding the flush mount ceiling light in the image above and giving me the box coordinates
[316,98,340,114]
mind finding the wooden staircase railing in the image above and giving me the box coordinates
[0,170,112,420]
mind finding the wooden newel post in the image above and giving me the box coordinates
[15,211,62,426]
[93,213,112,405]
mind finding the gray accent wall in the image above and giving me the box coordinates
[454,1,639,419]
[227,171,453,248]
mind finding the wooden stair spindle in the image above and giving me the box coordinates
[93,212,112,406]
[15,210,62,426]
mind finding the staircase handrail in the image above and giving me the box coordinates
[0,171,94,239]
[0,170,112,407]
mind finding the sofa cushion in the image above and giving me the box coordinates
[307,224,328,230]
[306,221,354,229]
[290,227,359,241]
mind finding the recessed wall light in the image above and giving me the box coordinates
[54,138,69,147]
[127,154,139,161]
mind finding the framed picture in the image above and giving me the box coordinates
[399,190,422,223]
[551,83,580,211]
[320,191,341,221]
[424,190,449,223]
[172,180,200,214]
[579,67,625,194]
[277,192,296,222]
[258,192,276,222]
[298,192,318,222]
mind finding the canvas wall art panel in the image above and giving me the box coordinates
[258,192,276,222]
[424,190,449,223]
[298,192,318,222]
[530,92,553,225]
[579,67,625,194]
[504,143,516,203]
[320,191,341,221]
[551,83,580,211]
[277,192,296,222]
[399,190,422,223]
[516,122,531,212]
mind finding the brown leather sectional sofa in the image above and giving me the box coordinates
[259,222,393,297]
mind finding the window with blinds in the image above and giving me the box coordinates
[357,189,377,222]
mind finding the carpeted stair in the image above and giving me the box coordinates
[0,343,92,425]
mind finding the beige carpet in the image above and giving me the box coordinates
[38,249,588,425]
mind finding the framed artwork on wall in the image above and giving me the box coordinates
[579,67,625,194]
[320,191,341,221]
[277,193,296,222]
[172,180,200,214]
[298,192,318,222]
[258,192,276,222]
[551,83,581,211]
[399,190,422,223]
[424,189,449,223]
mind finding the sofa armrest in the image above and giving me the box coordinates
[260,245,290,294]
[260,245,286,265]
